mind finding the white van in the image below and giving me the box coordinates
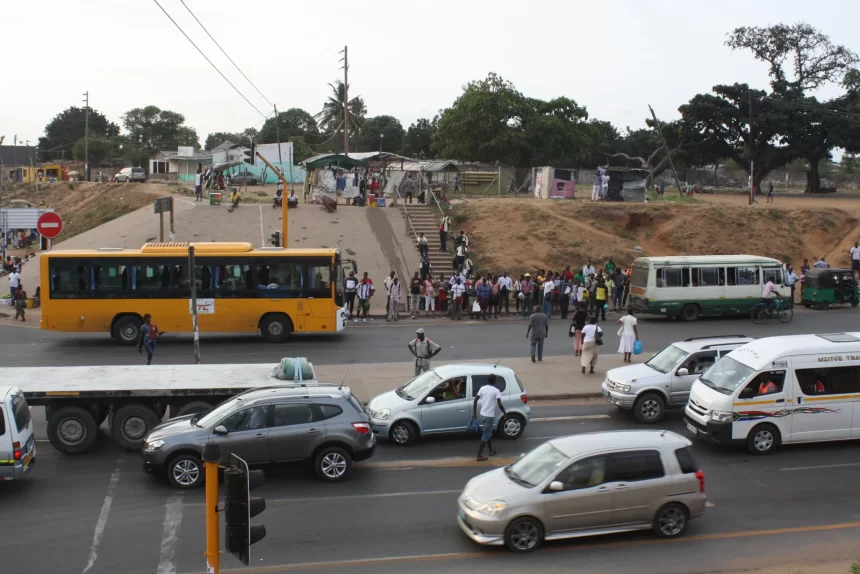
[0,386,36,481]
[684,333,860,455]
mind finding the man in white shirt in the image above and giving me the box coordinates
[785,266,800,303]
[439,215,451,252]
[851,242,860,279]
[194,168,203,202]
[582,261,595,278]
[498,272,513,315]
[450,277,466,320]
[472,374,507,461]
[9,269,21,296]
[761,277,779,314]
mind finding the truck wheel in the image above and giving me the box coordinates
[112,404,160,451]
[113,315,142,346]
[47,406,99,454]
[173,401,214,418]
[634,393,666,423]
[260,313,293,343]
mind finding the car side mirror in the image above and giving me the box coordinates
[677,368,689,377]
[425,396,436,404]
[213,425,228,436]
[548,481,563,492]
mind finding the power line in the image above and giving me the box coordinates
[151,0,267,119]
[178,0,273,108]
[763,96,860,120]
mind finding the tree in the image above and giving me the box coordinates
[403,118,436,158]
[259,108,319,143]
[356,115,405,153]
[72,138,113,166]
[727,23,859,192]
[122,105,200,149]
[205,132,244,150]
[315,81,367,150]
[38,106,119,161]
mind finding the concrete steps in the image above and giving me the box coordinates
[398,203,456,277]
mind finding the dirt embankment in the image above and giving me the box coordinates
[451,197,859,273]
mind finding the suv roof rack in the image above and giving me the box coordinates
[683,335,747,342]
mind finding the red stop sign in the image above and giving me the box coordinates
[37,211,63,239]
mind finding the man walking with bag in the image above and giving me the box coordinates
[473,374,507,461]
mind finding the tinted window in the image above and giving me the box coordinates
[12,394,30,433]
[795,366,860,396]
[346,394,366,415]
[554,455,608,491]
[0,408,5,436]
[674,447,698,474]
[471,375,507,396]
[608,450,665,482]
[272,404,313,426]
[313,404,343,421]
[222,406,268,431]
[681,351,718,375]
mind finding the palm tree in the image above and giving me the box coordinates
[316,80,367,146]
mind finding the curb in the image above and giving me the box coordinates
[529,392,603,401]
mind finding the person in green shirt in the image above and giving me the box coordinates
[604,257,617,276]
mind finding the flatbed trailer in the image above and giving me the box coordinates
[2,359,317,454]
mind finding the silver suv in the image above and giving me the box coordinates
[457,430,707,553]
[141,385,375,489]
[602,335,753,423]
[115,167,146,182]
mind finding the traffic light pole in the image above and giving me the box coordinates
[254,152,288,248]
[202,443,222,574]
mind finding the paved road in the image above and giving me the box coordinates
[4,401,860,574]
[0,307,857,367]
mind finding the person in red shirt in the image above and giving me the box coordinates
[562,265,574,282]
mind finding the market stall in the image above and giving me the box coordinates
[302,154,368,209]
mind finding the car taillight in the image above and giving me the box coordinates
[13,449,22,461]
[520,394,528,404]
[352,422,371,435]
[695,470,705,493]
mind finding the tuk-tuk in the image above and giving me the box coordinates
[801,268,859,309]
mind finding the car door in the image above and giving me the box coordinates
[420,376,469,433]
[537,455,614,534]
[267,402,322,462]
[606,450,668,525]
[212,405,270,464]
[670,351,718,405]
[733,370,790,441]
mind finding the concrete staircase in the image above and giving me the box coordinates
[400,203,455,278]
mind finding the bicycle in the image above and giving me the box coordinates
[750,296,793,324]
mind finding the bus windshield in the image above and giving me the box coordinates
[699,357,755,395]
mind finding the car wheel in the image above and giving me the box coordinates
[634,393,666,424]
[389,420,417,446]
[681,304,700,322]
[111,404,160,451]
[653,503,688,538]
[167,453,204,489]
[747,423,780,455]
[499,414,525,439]
[47,406,99,454]
[314,447,352,482]
[818,301,830,311]
[504,517,544,553]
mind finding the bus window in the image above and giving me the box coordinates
[657,268,682,288]
[763,268,782,285]
[727,266,759,286]
[259,262,303,297]
[694,268,721,287]
[307,262,333,297]
[49,261,89,298]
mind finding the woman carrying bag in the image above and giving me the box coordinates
[580,316,603,374]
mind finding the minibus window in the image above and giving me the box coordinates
[739,371,786,398]
[11,394,31,432]
[795,366,860,396]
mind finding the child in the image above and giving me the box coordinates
[14,288,26,321]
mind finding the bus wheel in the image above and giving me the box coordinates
[113,315,143,346]
[681,304,700,322]
[261,313,293,343]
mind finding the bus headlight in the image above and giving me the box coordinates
[710,410,733,423]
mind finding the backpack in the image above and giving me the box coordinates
[146,323,159,341]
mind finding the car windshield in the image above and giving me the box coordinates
[397,370,443,400]
[699,356,755,394]
[506,442,568,488]
[646,344,687,374]
[195,396,242,427]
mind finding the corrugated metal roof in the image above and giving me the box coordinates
[393,160,458,172]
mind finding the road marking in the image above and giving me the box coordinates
[199,520,860,574]
[531,415,610,422]
[82,459,122,573]
[186,489,461,508]
[781,462,860,472]
[156,493,184,574]
[0,322,41,330]
[706,501,716,507]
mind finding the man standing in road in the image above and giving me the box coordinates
[410,271,423,319]
[439,213,451,252]
[408,328,441,376]
[136,313,159,365]
[526,308,549,362]
[473,374,506,461]
[195,168,203,202]
[450,276,466,320]
[356,273,374,323]
[520,273,535,319]
[344,271,359,321]
[384,271,397,312]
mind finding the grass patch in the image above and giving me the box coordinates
[645,230,655,240]
[451,211,470,226]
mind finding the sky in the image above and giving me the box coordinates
[3,0,859,151]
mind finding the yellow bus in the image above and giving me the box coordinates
[40,242,351,344]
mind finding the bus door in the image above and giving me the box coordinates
[306,260,336,330]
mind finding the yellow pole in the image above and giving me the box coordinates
[255,152,289,248]
[202,443,222,574]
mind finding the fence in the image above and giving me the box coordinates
[653,167,860,190]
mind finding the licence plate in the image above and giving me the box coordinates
[686,422,698,434]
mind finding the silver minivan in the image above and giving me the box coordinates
[367,364,531,446]
[457,430,707,553]
[0,386,36,482]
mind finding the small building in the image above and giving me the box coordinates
[149,149,214,182]
[605,167,648,202]
[533,166,576,199]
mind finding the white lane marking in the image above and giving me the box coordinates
[530,415,610,422]
[781,462,860,472]
[82,459,123,573]
[705,501,716,508]
[259,205,264,247]
[156,493,184,574]
[175,197,195,206]
[185,488,461,508]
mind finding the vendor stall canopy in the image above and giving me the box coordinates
[302,153,368,170]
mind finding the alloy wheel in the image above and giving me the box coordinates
[509,521,540,551]
[172,459,200,487]
[754,429,774,452]
[321,452,347,478]
[503,417,522,437]
[658,507,686,537]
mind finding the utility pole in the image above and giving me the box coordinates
[274,104,284,179]
[340,46,349,155]
[748,90,754,206]
[13,135,16,184]
[188,245,201,364]
[83,91,90,182]
[648,105,683,195]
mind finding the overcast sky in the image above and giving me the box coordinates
[4,0,859,150]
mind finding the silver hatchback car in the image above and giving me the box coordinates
[457,430,706,553]
[367,364,531,446]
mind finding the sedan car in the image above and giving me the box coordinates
[457,430,707,553]
[367,364,531,446]
[115,167,146,183]
[230,172,258,186]
[141,385,375,489]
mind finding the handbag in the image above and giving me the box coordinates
[569,324,576,338]
[595,328,604,346]
[617,326,624,337]
[633,340,643,355]
[467,417,481,434]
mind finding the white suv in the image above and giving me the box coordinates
[602,335,753,423]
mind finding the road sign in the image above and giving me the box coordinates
[153,197,173,214]
[37,211,63,239]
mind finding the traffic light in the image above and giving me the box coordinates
[270,231,281,247]
[224,454,266,565]
[243,141,256,165]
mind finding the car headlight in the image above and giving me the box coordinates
[618,384,632,393]
[373,408,391,420]
[476,500,507,516]
[144,439,165,451]
[710,410,733,423]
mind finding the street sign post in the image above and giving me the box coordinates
[37,211,63,239]
[153,197,175,241]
